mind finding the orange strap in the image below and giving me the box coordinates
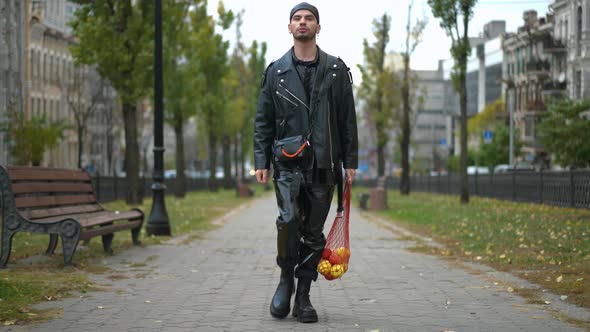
[281,141,308,158]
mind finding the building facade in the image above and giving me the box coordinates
[28,0,78,167]
[0,0,27,165]
[550,0,590,100]
[412,65,449,172]
[441,21,506,158]
[502,10,553,165]
[23,0,120,171]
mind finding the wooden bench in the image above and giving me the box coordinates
[0,165,144,267]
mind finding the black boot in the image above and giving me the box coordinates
[270,268,295,318]
[292,277,318,323]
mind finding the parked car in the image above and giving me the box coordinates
[512,161,535,171]
[467,166,490,175]
[494,164,511,173]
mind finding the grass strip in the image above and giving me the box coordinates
[356,189,590,308]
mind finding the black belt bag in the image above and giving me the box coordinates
[273,135,310,163]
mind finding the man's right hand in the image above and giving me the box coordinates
[255,169,268,184]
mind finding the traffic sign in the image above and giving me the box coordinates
[483,130,493,144]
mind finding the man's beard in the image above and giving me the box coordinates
[293,32,314,41]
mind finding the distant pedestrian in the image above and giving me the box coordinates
[253,2,358,323]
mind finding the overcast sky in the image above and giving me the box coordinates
[207,0,553,82]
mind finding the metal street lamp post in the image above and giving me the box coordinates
[146,0,171,236]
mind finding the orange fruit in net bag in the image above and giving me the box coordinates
[336,247,351,262]
[322,248,332,260]
[328,253,342,265]
[342,263,348,273]
[317,259,332,276]
[331,264,345,279]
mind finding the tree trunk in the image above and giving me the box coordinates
[400,54,411,195]
[234,133,240,179]
[222,135,232,189]
[460,14,470,204]
[77,126,84,169]
[174,118,186,198]
[239,129,247,180]
[459,64,469,204]
[122,102,142,204]
[208,130,218,191]
[376,123,385,177]
[106,108,114,176]
[376,147,385,177]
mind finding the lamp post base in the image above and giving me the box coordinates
[146,182,171,236]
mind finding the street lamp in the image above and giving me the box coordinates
[146,0,171,236]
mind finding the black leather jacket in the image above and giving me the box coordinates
[254,47,358,171]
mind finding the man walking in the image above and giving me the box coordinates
[253,2,358,323]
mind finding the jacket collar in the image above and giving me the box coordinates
[274,47,329,107]
[274,46,327,76]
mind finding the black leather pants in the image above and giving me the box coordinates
[273,166,335,281]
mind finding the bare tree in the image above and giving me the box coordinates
[400,0,427,194]
[63,65,105,169]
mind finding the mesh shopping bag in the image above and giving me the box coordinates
[317,180,351,280]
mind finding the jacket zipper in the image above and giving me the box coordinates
[275,91,297,107]
[327,104,334,169]
[278,84,310,111]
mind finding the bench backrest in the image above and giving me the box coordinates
[0,166,103,221]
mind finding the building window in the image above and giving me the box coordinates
[525,117,534,138]
[29,50,34,78]
[42,54,46,81]
[51,55,55,82]
[575,70,582,99]
[577,6,583,56]
[34,50,39,78]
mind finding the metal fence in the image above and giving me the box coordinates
[356,170,590,209]
[91,174,232,203]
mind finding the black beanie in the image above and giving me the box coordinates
[289,2,319,23]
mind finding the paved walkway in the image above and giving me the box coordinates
[3,194,589,332]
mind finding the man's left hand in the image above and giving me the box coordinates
[345,169,356,184]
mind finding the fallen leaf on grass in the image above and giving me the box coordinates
[560,295,568,301]
[2,320,16,326]
[556,275,563,283]
[507,287,514,293]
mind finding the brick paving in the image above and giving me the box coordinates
[2,194,588,332]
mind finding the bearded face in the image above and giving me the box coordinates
[288,10,320,42]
